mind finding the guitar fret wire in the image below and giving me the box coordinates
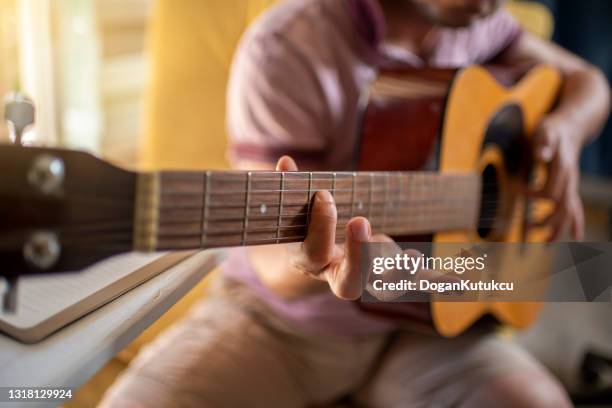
[350,172,356,219]
[383,172,390,231]
[305,172,313,229]
[332,172,337,199]
[276,172,285,244]
[242,172,252,245]
[368,172,374,220]
[201,170,211,246]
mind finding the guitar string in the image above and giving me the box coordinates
[154,199,502,223]
[157,195,497,207]
[152,212,523,237]
[57,195,527,232]
[160,223,503,238]
[156,199,515,222]
[61,192,509,212]
[76,225,524,249]
[56,213,518,236]
[59,184,503,208]
[157,171,476,180]
[58,214,531,248]
[163,212,508,226]
[53,208,530,249]
[55,190,525,224]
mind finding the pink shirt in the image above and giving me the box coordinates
[224,0,521,336]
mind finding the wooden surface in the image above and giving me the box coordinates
[0,249,224,407]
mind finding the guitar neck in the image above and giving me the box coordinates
[133,170,482,251]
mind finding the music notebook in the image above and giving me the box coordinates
[0,251,194,343]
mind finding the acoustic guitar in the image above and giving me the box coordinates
[0,64,561,337]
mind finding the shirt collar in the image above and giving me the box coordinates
[347,0,427,68]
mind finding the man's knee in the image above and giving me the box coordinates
[462,371,571,408]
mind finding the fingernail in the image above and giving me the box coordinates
[315,190,334,204]
[350,219,370,241]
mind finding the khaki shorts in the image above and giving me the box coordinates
[99,277,549,408]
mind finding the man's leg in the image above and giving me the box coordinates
[355,327,571,408]
[99,278,387,408]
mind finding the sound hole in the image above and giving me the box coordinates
[482,104,525,176]
[478,164,499,239]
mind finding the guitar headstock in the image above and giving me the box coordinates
[0,144,137,277]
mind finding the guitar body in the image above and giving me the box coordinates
[358,64,562,337]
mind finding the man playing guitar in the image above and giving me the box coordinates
[102,0,610,406]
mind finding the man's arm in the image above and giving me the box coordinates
[500,32,611,240]
[502,32,610,147]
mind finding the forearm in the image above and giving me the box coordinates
[501,32,610,145]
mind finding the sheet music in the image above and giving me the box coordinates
[0,252,178,342]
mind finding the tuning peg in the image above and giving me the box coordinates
[4,91,35,145]
[1,92,34,312]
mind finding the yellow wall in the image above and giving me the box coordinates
[140,0,279,171]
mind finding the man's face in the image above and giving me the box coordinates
[410,0,505,27]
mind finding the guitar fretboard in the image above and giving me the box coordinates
[134,171,482,251]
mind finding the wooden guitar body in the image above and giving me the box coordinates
[359,64,562,337]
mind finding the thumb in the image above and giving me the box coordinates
[325,217,371,300]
